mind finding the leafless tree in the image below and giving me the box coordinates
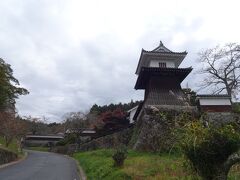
[62,111,89,133]
[0,112,16,147]
[198,43,240,100]
[0,112,27,149]
[24,116,47,135]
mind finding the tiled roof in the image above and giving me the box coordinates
[25,135,63,139]
[152,41,172,52]
[142,41,187,54]
[142,49,187,55]
[197,94,231,98]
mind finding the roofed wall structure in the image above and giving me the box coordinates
[197,95,232,112]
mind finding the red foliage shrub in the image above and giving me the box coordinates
[94,108,129,135]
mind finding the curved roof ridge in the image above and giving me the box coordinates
[152,41,172,52]
[147,41,187,54]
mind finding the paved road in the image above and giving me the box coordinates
[0,150,80,180]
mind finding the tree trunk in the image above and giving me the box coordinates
[201,166,228,180]
[201,151,240,180]
[212,169,228,180]
[212,151,240,180]
[225,83,233,104]
[4,137,11,147]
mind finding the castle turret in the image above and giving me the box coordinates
[135,41,192,107]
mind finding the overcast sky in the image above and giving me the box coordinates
[1,0,240,122]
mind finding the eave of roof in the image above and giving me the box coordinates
[25,135,64,138]
[197,94,231,98]
[82,130,96,134]
[134,67,192,89]
[143,49,187,54]
[127,105,138,112]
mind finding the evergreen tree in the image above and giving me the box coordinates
[0,58,29,110]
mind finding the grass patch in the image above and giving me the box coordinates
[26,146,49,152]
[74,149,240,180]
[74,149,130,180]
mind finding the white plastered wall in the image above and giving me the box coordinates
[199,98,231,105]
[129,108,137,123]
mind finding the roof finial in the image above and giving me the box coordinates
[160,41,163,46]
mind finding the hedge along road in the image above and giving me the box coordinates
[0,150,80,180]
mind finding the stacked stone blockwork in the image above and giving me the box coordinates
[131,106,198,152]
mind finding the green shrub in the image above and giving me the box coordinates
[233,103,240,114]
[179,121,240,179]
[56,134,77,146]
[112,146,128,167]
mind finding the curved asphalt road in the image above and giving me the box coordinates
[0,150,80,180]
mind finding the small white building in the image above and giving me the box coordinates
[196,95,232,112]
[127,106,138,124]
[81,130,96,135]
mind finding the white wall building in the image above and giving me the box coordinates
[196,95,232,112]
[127,106,138,124]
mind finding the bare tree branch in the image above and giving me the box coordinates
[197,43,240,99]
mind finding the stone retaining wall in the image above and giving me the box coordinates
[132,106,198,152]
[0,148,18,165]
[74,106,239,153]
[78,128,133,151]
[202,112,240,125]
[131,106,239,152]
[50,144,77,155]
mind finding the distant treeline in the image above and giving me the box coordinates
[90,100,142,114]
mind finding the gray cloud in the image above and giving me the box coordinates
[0,0,239,122]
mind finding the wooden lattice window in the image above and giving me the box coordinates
[159,62,166,68]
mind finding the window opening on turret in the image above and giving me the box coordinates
[159,62,166,68]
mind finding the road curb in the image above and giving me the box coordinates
[0,151,28,170]
[74,158,87,180]
[66,155,87,180]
